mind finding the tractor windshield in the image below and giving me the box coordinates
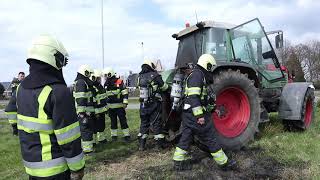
[202,28,231,61]
[229,19,284,81]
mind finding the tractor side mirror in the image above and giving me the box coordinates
[262,50,276,59]
[262,50,281,68]
[275,34,283,49]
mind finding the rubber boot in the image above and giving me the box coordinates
[123,136,131,143]
[219,159,237,171]
[173,160,192,171]
[155,138,165,150]
[139,138,146,151]
[111,136,118,142]
[12,124,18,136]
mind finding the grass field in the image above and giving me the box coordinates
[0,108,319,179]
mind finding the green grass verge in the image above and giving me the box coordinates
[0,108,320,179]
[128,98,139,104]
[0,120,25,180]
[252,109,320,178]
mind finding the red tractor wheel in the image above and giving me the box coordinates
[213,87,251,138]
[209,70,260,150]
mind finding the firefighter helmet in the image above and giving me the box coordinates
[27,34,69,70]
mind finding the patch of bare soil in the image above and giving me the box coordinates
[87,142,309,180]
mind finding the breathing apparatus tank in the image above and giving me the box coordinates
[170,73,184,110]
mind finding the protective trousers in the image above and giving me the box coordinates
[108,108,130,137]
[95,113,106,142]
[78,114,94,153]
[139,101,163,139]
[177,111,222,153]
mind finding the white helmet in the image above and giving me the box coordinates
[78,64,93,78]
[143,59,156,70]
[91,69,102,81]
[197,54,217,72]
[103,67,116,78]
[27,34,69,70]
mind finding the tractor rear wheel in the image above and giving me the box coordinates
[209,70,260,150]
[283,88,315,130]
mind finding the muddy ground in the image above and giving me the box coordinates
[86,142,309,180]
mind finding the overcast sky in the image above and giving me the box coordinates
[0,0,319,84]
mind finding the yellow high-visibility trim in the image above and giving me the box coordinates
[211,149,228,165]
[17,114,52,124]
[54,122,79,134]
[192,106,203,116]
[40,133,52,161]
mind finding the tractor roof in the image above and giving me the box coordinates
[173,21,236,40]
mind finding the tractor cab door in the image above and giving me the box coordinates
[229,18,285,82]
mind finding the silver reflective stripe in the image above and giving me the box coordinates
[56,126,80,142]
[18,119,53,131]
[7,114,17,120]
[23,157,66,169]
[65,152,84,164]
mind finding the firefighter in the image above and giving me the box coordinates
[137,60,168,151]
[73,64,95,154]
[103,68,130,142]
[172,54,236,171]
[13,34,85,179]
[91,69,108,144]
[5,72,25,135]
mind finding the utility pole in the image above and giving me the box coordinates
[101,0,105,69]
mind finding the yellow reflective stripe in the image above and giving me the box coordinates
[54,122,79,134]
[173,147,188,161]
[6,112,17,124]
[40,133,52,161]
[121,89,128,95]
[17,124,53,134]
[81,141,93,152]
[25,163,68,177]
[9,119,18,124]
[73,92,92,98]
[67,157,85,172]
[38,86,52,120]
[122,128,130,136]
[161,83,169,91]
[95,106,107,114]
[111,129,118,136]
[106,89,121,96]
[211,149,228,165]
[17,114,52,124]
[5,112,17,115]
[185,87,201,95]
[108,103,125,109]
[76,106,95,113]
[123,99,128,104]
[192,106,203,116]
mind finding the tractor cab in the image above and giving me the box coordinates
[172,18,286,87]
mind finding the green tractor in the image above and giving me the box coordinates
[160,18,316,150]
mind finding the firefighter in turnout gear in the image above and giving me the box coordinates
[13,35,85,179]
[5,72,25,135]
[172,54,236,171]
[103,68,131,142]
[137,59,169,151]
[73,64,95,154]
[91,69,108,144]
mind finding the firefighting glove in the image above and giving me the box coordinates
[71,169,84,180]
